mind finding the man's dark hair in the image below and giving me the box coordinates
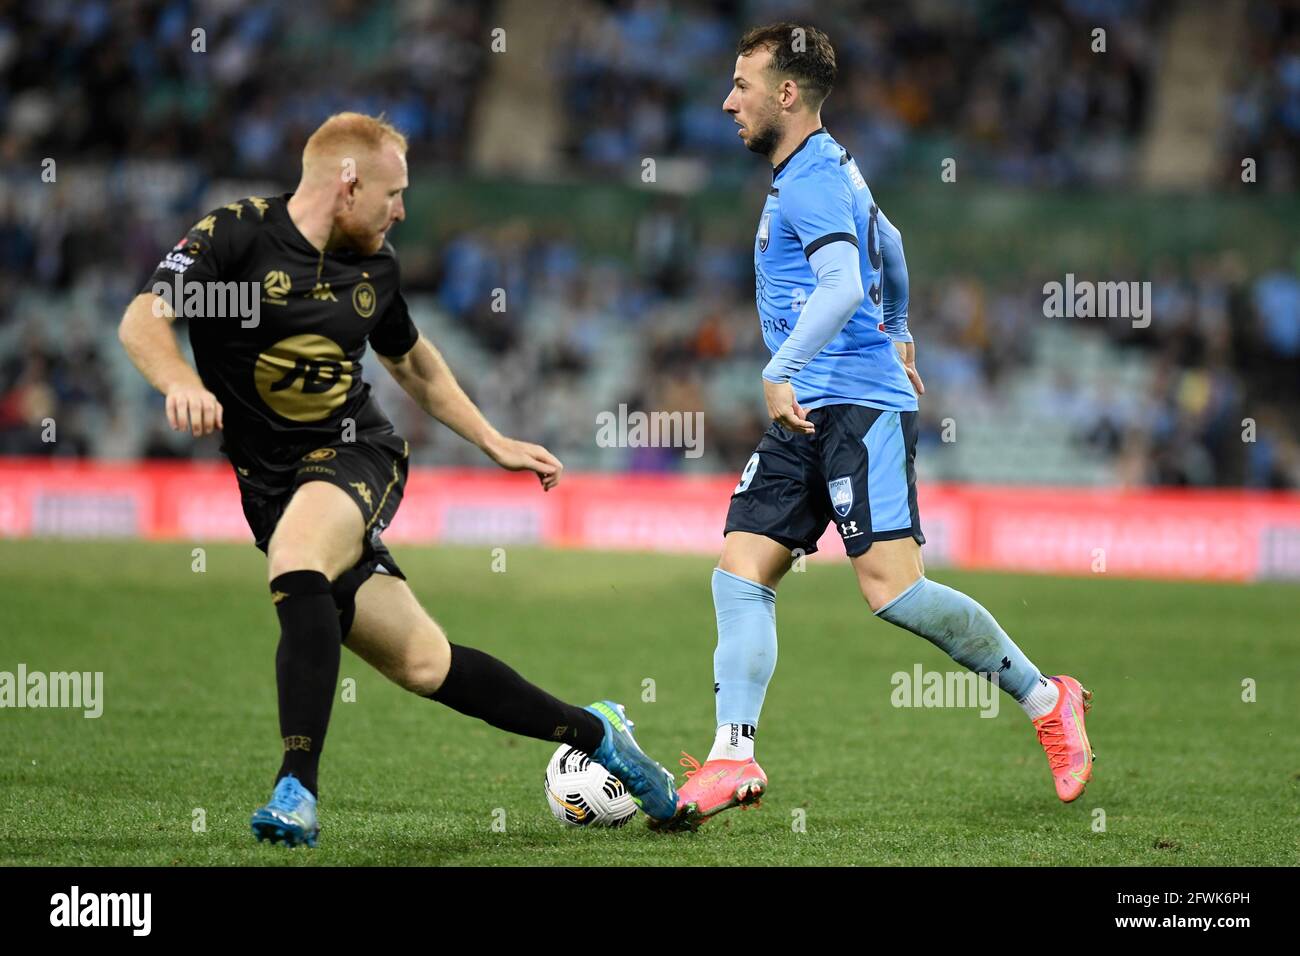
[737,22,837,109]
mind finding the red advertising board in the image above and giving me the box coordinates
[1,459,1298,582]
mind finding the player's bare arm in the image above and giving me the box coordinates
[118,292,223,437]
[377,335,564,491]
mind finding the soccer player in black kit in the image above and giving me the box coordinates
[119,113,683,845]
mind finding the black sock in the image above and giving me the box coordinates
[270,570,342,798]
[429,644,604,753]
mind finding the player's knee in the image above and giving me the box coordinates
[267,528,358,582]
[266,543,332,583]
[717,562,769,591]
[397,623,452,695]
[853,539,925,612]
[854,563,908,612]
[859,568,925,613]
[859,578,897,613]
[717,553,784,591]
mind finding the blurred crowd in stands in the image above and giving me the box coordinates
[414,221,1300,488]
[1223,0,1300,191]
[562,0,1161,187]
[1,0,1297,488]
[0,0,487,175]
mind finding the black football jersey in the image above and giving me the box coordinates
[142,194,418,472]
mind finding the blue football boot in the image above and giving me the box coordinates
[250,774,319,848]
[585,700,688,830]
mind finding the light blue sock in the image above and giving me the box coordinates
[874,576,1043,700]
[712,568,778,726]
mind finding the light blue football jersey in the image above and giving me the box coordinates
[754,128,917,412]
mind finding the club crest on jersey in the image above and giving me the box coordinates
[353,281,376,318]
[758,212,771,253]
[829,476,854,517]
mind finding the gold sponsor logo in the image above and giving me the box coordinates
[349,480,374,510]
[254,334,353,422]
[352,281,376,318]
[299,464,336,476]
[302,447,337,462]
[236,466,250,476]
[194,215,217,236]
[309,281,337,302]
[270,590,289,604]
[224,201,245,218]
[263,270,292,303]
[283,735,313,752]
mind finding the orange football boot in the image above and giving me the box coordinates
[672,752,767,826]
[1033,675,1095,802]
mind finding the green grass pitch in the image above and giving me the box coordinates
[1,539,1296,866]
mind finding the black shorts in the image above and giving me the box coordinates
[232,430,409,632]
[723,404,924,557]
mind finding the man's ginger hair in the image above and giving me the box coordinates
[301,112,408,181]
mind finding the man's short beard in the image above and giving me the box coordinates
[329,211,383,255]
[745,112,783,159]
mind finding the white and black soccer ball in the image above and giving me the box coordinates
[544,744,638,827]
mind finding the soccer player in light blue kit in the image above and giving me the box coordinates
[664,24,1095,827]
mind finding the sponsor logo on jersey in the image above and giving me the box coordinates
[262,270,292,304]
[254,334,353,422]
[157,251,196,274]
[846,158,867,190]
[349,480,374,511]
[302,448,337,462]
[829,476,854,517]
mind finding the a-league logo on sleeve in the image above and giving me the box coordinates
[829,476,853,517]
